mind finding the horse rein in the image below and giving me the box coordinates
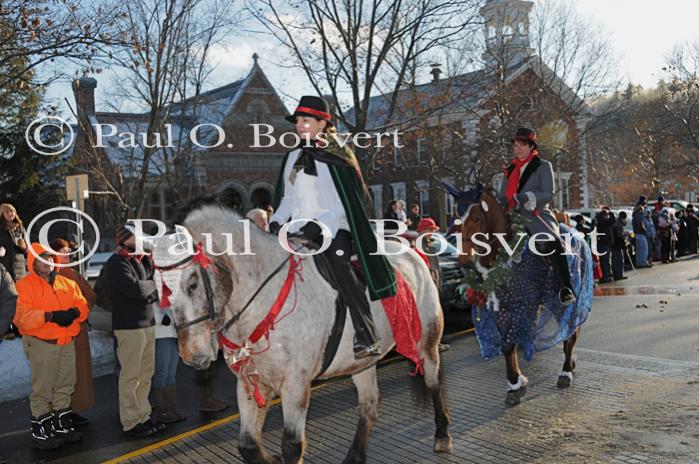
[157,236,306,333]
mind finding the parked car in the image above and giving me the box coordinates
[86,252,112,281]
[648,199,689,212]
[427,238,467,311]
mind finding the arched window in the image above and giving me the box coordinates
[246,98,269,114]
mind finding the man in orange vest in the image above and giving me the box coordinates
[13,243,89,450]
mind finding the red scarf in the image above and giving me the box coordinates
[504,149,538,209]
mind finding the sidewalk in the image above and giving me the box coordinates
[0,329,114,403]
[0,351,238,464]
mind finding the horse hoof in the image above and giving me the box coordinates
[557,372,573,388]
[505,386,526,406]
[433,434,453,453]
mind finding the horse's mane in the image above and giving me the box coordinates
[169,193,242,227]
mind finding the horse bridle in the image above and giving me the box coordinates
[155,244,218,331]
[462,202,500,254]
[160,239,302,333]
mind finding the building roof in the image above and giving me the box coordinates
[343,56,592,131]
[72,58,285,176]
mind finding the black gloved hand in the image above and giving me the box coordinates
[146,290,160,304]
[50,308,80,327]
[269,221,281,236]
[299,221,323,244]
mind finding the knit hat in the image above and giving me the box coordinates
[115,223,135,245]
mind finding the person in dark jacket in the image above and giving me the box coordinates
[407,204,421,231]
[611,212,628,280]
[594,206,616,283]
[106,223,163,438]
[685,204,699,254]
[676,210,689,257]
[0,203,27,340]
[0,263,17,342]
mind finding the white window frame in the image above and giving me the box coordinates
[557,172,572,209]
[390,182,406,202]
[416,180,429,215]
[442,177,455,218]
[393,145,402,168]
[369,184,383,218]
[417,137,426,164]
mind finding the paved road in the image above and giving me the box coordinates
[581,254,699,362]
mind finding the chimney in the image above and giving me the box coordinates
[430,63,442,82]
[72,77,97,117]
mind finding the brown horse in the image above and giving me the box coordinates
[457,187,587,406]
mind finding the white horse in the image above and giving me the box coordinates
[168,198,451,464]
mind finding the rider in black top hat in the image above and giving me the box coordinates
[271,95,397,359]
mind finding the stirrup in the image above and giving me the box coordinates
[559,288,576,306]
[353,342,381,359]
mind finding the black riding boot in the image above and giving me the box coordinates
[547,241,576,306]
[323,230,380,359]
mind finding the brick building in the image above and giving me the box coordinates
[70,54,291,242]
[357,0,593,229]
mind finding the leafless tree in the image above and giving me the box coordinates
[662,42,699,172]
[72,0,237,222]
[0,0,123,91]
[248,0,481,138]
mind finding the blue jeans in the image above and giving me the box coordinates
[635,235,648,267]
[153,338,179,389]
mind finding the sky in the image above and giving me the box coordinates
[574,0,699,88]
[44,0,699,118]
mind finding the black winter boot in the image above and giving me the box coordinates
[52,408,82,443]
[30,412,64,450]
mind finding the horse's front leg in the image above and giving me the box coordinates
[343,365,380,464]
[558,326,581,388]
[281,380,312,464]
[237,382,279,464]
[503,344,528,406]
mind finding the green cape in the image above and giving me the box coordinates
[273,139,397,301]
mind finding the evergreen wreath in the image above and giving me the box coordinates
[458,210,529,308]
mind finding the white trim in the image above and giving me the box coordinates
[390,182,406,202]
[557,172,572,209]
[417,137,426,164]
[393,145,402,167]
[369,184,383,218]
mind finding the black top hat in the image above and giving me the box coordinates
[285,96,333,125]
[511,127,538,149]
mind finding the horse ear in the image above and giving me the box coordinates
[476,183,485,197]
